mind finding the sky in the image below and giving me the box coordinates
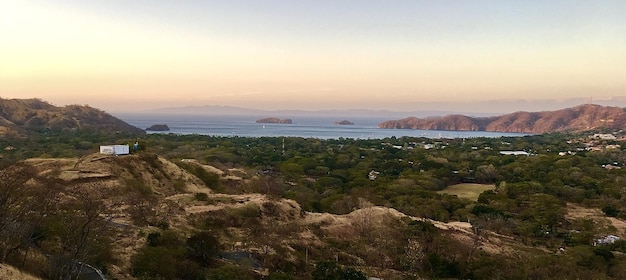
[1,0,626,113]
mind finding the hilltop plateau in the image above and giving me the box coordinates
[379,104,626,133]
[0,98,144,137]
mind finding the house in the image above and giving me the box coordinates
[99,145,130,155]
[594,235,620,246]
[591,134,617,140]
[368,170,380,181]
[499,151,530,156]
[603,164,622,170]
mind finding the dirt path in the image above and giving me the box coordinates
[182,193,267,214]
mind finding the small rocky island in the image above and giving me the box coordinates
[334,120,354,125]
[256,117,292,124]
[145,124,170,131]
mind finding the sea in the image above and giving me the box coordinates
[118,113,528,140]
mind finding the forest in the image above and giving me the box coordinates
[2,129,626,279]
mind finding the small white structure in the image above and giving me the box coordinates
[499,151,530,156]
[368,170,380,181]
[100,145,130,155]
[594,235,620,246]
[591,134,617,140]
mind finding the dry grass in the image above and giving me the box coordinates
[565,203,626,238]
[437,183,496,201]
[0,264,42,280]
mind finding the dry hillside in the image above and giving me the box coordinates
[0,98,144,137]
[6,153,544,279]
[378,104,626,133]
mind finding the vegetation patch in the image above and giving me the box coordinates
[5,127,626,279]
[437,183,496,201]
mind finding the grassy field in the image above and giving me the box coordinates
[437,183,496,201]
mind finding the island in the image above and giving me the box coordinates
[256,117,292,124]
[334,120,354,125]
[145,124,170,131]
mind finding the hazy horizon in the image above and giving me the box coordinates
[2,1,625,113]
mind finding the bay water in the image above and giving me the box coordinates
[118,113,528,139]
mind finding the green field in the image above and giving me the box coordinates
[437,183,496,201]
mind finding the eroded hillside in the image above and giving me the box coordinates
[1,153,557,280]
[378,104,626,133]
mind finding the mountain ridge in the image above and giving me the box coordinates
[378,104,626,133]
[0,98,144,137]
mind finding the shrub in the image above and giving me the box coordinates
[195,192,210,201]
[187,231,221,264]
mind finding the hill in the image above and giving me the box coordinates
[0,98,144,137]
[378,104,626,133]
[0,153,531,279]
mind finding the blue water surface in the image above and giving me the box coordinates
[118,114,528,139]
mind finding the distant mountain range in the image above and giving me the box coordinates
[0,98,144,137]
[143,105,495,119]
[378,104,626,133]
[143,96,626,118]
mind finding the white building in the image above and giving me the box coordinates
[591,134,617,140]
[100,145,130,155]
[368,170,380,181]
[594,235,620,246]
[499,151,530,156]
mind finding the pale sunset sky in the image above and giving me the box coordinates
[1,0,625,113]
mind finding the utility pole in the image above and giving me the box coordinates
[305,247,308,267]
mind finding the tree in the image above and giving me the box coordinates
[207,264,257,280]
[43,183,114,279]
[312,261,366,280]
[476,164,497,183]
[0,163,55,263]
[187,231,220,264]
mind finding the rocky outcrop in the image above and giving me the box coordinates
[378,104,626,133]
[256,117,292,124]
[0,98,145,137]
[334,120,354,125]
[146,124,170,131]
